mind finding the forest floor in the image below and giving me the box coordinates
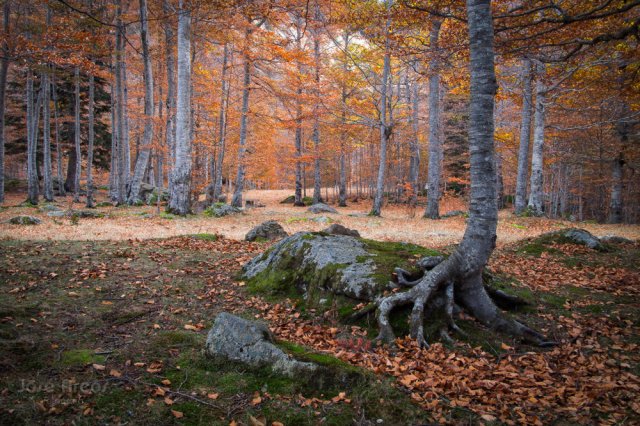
[0,189,639,425]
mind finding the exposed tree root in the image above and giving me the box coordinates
[376,256,557,349]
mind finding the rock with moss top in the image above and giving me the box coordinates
[245,220,288,242]
[8,215,41,225]
[308,203,338,214]
[599,235,633,244]
[243,232,440,307]
[204,203,242,218]
[205,312,316,377]
[323,224,360,238]
[562,228,604,250]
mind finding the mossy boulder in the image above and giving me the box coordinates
[242,232,441,311]
[204,203,242,218]
[8,215,41,225]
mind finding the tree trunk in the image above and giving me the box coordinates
[109,80,119,201]
[163,0,176,195]
[42,69,53,201]
[608,155,625,224]
[294,86,304,207]
[527,61,546,216]
[312,16,322,204]
[73,67,81,202]
[231,40,251,209]
[375,0,550,348]
[65,143,76,193]
[370,0,393,217]
[86,74,95,208]
[338,32,350,207]
[167,4,192,215]
[514,58,533,214]
[115,2,126,204]
[128,0,155,205]
[26,69,39,204]
[408,66,420,208]
[211,43,230,202]
[0,0,9,204]
[424,19,442,219]
[52,76,65,196]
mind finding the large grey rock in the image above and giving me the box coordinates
[307,203,338,214]
[244,232,397,301]
[8,215,41,225]
[205,203,242,218]
[563,228,604,250]
[245,221,288,242]
[599,235,633,244]
[205,313,315,377]
[323,224,360,238]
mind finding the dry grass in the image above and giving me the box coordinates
[1,190,638,247]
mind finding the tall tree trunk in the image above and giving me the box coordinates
[294,85,304,207]
[514,58,533,214]
[408,65,421,207]
[42,69,53,201]
[211,43,230,202]
[338,32,350,207]
[122,55,131,192]
[527,61,546,216]
[231,42,251,209]
[0,0,9,204]
[26,69,39,204]
[86,74,95,208]
[424,19,442,219]
[52,76,65,196]
[312,16,322,204]
[109,81,119,201]
[128,0,155,205]
[163,0,176,195]
[167,4,192,215]
[370,0,393,217]
[609,149,626,224]
[115,2,126,204]
[73,67,81,202]
[375,0,550,348]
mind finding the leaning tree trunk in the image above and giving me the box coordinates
[514,58,533,214]
[527,61,546,216]
[73,67,81,203]
[26,69,39,205]
[0,0,9,204]
[85,74,95,208]
[424,18,442,219]
[42,68,53,201]
[231,44,251,209]
[167,5,192,215]
[370,0,393,217]
[375,0,551,348]
[127,0,155,205]
[211,43,230,202]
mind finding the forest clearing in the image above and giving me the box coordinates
[1,0,640,425]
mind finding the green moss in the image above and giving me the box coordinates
[285,216,308,224]
[302,196,314,206]
[192,233,219,241]
[149,330,202,352]
[59,349,106,367]
[160,211,177,220]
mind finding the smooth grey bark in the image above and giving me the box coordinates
[211,43,230,202]
[370,0,393,216]
[115,2,126,204]
[127,0,155,205]
[231,38,251,209]
[52,76,65,196]
[514,58,533,214]
[26,70,39,204]
[167,5,192,215]
[424,19,442,219]
[73,67,81,202]
[408,66,420,207]
[312,14,322,204]
[0,0,9,204]
[109,80,118,201]
[338,32,350,207]
[42,69,53,201]
[294,84,304,207]
[527,61,546,216]
[122,56,131,190]
[163,0,176,195]
[375,0,550,348]
[608,151,624,224]
[86,74,95,208]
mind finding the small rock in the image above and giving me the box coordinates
[441,210,466,218]
[323,224,360,238]
[308,203,338,214]
[280,195,295,204]
[205,203,242,218]
[563,228,604,250]
[39,204,61,212]
[245,220,288,242]
[8,215,41,225]
[47,211,66,218]
[205,313,316,377]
